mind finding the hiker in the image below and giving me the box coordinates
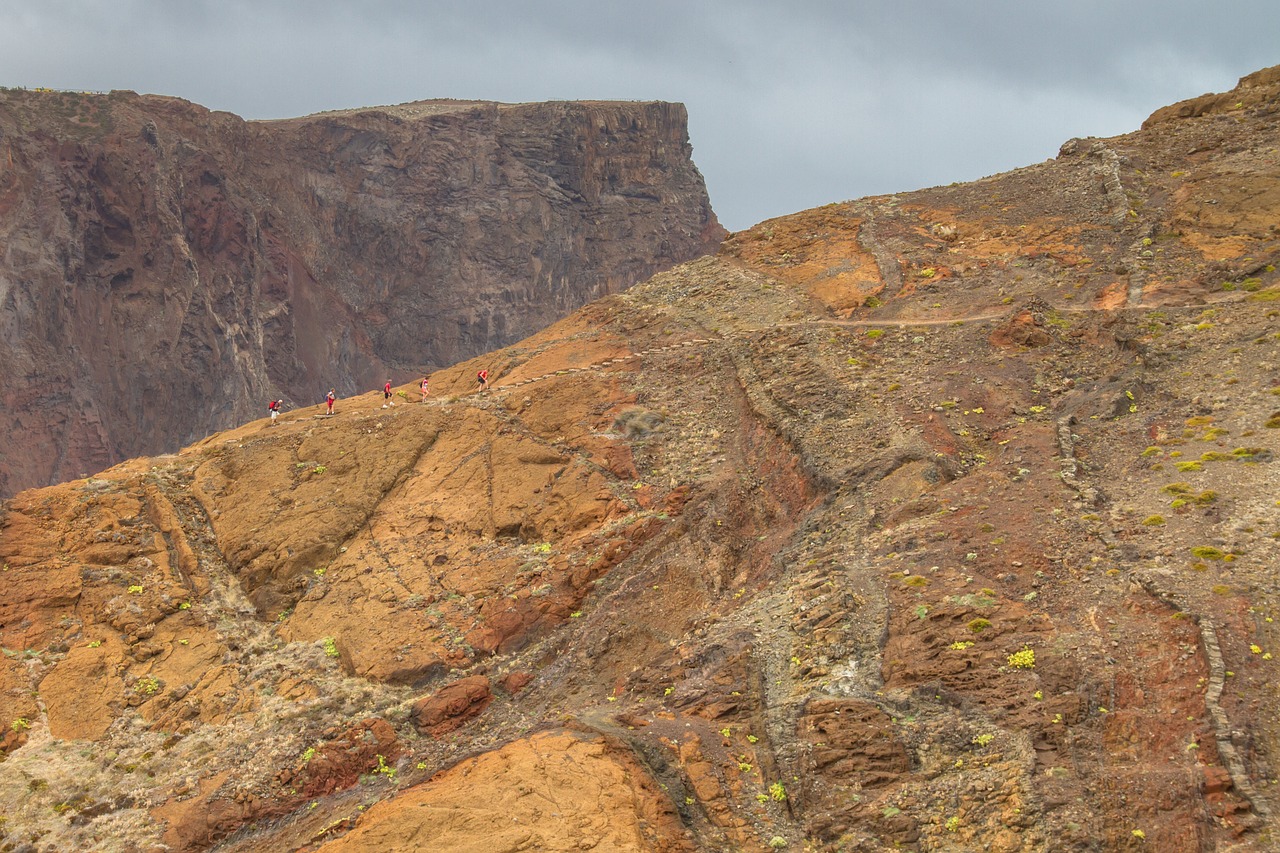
[420,376,430,402]
[383,380,394,408]
[268,399,282,425]
[477,369,489,393]
[326,388,336,415]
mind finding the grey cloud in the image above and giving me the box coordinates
[1,1,1277,229]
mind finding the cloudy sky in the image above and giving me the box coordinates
[3,1,1277,231]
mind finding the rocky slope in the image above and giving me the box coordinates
[2,68,1280,852]
[0,90,724,498]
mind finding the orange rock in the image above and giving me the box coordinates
[315,731,695,853]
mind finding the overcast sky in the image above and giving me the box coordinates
[3,1,1277,231]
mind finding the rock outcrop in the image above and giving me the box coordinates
[3,67,1280,852]
[0,90,724,497]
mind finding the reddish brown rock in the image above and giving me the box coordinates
[4,66,1280,853]
[0,90,724,498]
[500,671,533,694]
[286,718,404,797]
[988,308,1052,349]
[154,718,402,853]
[798,698,910,788]
[410,676,493,737]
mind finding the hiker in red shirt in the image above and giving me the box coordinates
[383,380,394,408]
[477,369,489,393]
[268,399,282,425]
[326,389,336,415]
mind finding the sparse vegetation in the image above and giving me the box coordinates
[1007,647,1036,669]
[6,78,1280,853]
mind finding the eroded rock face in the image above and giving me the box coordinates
[4,67,1280,853]
[315,731,696,853]
[409,675,492,737]
[0,90,724,498]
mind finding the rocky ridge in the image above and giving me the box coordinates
[2,68,1280,851]
[0,90,724,498]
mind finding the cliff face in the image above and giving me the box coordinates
[4,68,1280,853]
[0,91,724,497]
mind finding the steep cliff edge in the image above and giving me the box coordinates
[0,90,724,497]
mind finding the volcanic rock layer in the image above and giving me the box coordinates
[0,90,724,497]
[2,67,1280,852]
